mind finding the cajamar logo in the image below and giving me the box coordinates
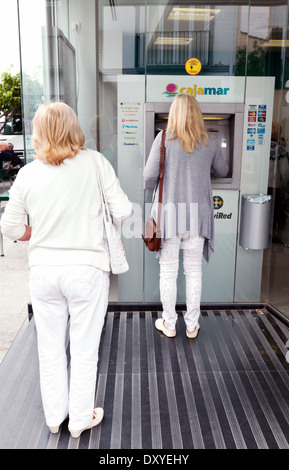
[164,83,178,98]
[163,83,230,98]
[213,196,224,210]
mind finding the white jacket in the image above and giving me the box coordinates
[0,149,132,271]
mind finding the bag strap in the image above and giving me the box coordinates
[89,149,111,224]
[156,130,166,233]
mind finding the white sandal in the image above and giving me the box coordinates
[49,425,60,434]
[186,323,200,339]
[155,318,176,337]
[69,407,104,438]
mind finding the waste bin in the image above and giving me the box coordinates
[239,194,272,249]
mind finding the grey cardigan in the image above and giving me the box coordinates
[143,131,228,261]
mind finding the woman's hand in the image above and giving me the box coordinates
[18,224,32,241]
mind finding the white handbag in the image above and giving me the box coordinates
[90,151,129,275]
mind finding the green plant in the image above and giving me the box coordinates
[0,70,22,133]
[235,40,265,76]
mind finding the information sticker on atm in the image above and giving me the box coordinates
[247,139,255,151]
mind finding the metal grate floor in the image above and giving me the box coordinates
[0,308,289,449]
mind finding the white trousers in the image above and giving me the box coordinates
[29,265,109,430]
[159,235,204,332]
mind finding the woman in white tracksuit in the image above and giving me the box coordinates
[0,102,132,438]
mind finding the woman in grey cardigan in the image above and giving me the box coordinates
[143,94,228,339]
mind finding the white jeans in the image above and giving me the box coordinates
[159,235,204,332]
[29,265,109,430]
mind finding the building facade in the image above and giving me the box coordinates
[17,0,289,318]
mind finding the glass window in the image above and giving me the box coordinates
[18,0,47,162]
[98,1,146,301]
[1,116,22,135]
[265,3,289,317]
[146,3,242,76]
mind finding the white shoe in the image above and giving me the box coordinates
[49,425,60,434]
[155,318,176,337]
[186,323,200,339]
[69,407,104,438]
[49,415,68,434]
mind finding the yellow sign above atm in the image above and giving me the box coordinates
[185,57,202,75]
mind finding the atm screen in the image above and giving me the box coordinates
[144,102,244,190]
[154,112,233,178]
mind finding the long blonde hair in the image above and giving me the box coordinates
[32,102,85,165]
[166,94,209,152]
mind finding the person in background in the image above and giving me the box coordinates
[6,142,23,179]
[7,142,23,169]
[0,102,132,438]
[0,142,12,169]
[143,93,228,339]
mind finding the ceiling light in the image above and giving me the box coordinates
[154,36,193,46]
[261,39,289,47]
[168,7,221,22]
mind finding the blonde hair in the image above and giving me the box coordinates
[166,94,209,153]
[32,102,85,165]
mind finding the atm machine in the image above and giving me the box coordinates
[117,75,274,304]
[144,102,244,302]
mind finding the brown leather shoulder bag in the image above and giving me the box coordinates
[142,130,166,251]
